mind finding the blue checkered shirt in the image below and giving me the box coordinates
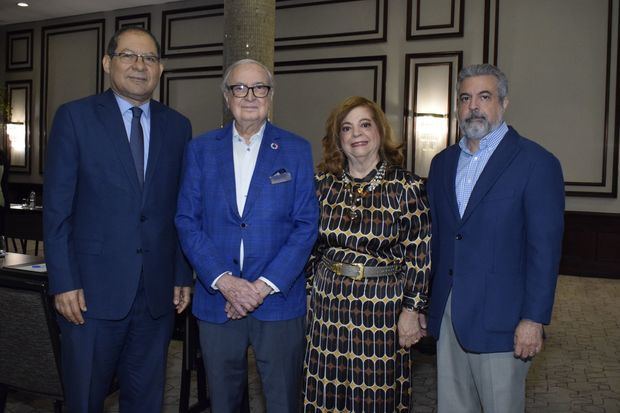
[455,122,508,217]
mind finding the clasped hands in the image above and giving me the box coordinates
[217,274,272,320]
[397,309,427,349]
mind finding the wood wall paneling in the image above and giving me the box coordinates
[561,212,620,278]
[39,20,106,173]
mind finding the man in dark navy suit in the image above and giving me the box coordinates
[427,64,565,413]
[44,27,192,412]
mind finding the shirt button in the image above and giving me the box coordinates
[136,248,143,254]
[240,223,247,228]
[455,234,463,240]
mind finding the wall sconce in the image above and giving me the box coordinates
[414,112,448,153]
[404,53,460,177]
[6,122,26,153]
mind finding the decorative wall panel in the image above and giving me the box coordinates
[273,56,386,162]
[115,13,151,32]
[40,20,105,172]
[160,66,224,135]
[487,0,618,197]
[275,0,387,48]
[161,5,224,57]
[5,29,33,71]
[407,0,464,39]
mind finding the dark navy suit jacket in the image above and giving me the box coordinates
[426,126,564,353]
[44,89,193,320]
[175,121,318,324]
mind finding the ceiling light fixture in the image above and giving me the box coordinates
[17,2,29,7]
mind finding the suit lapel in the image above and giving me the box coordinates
[242,122,280,218]
[460,129,521,223]
[96,89,142,194]
[216,123,241,218]
[443,144,462,222]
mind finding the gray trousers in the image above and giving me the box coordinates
[199,315,305,413]
[437,292,531,413]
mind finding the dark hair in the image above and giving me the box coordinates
[317,96,403,175]
[106,27,161,57]
[458,64,508,102]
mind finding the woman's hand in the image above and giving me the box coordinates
[398,309,427,348]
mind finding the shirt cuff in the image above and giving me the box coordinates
[211,271,231,290]
[259,276,279,294]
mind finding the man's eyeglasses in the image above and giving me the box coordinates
[227,84,272,98]
[111,52,161,66]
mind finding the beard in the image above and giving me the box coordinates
[459,113,501,140]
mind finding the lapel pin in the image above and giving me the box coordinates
[271,142,279,150]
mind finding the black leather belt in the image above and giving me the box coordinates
[321,256,401,280]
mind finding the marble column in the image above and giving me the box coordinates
[223,0,275,123]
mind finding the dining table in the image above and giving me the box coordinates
[4,204,43,255]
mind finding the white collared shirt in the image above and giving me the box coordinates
[211,122,279,293]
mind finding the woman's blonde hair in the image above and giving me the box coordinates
[317,96,403,174]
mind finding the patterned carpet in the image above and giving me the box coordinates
[4,275,620,412]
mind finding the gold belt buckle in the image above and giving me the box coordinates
[332,262,343,276]
[352,263,365,280]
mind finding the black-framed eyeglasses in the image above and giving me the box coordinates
[112,52,161,66]
[227,84,272,98]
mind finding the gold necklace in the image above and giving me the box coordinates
[342,161,386,220]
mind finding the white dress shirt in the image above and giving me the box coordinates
[211,122,279,292]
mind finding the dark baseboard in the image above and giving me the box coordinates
[560,211,620,279]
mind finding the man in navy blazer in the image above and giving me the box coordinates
[44,28,192,412]
[175,59,318,412]
[426,64,564,412]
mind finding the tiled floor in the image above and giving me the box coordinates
[4,275,620,412]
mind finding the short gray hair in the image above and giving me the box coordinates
[220,59,275,95]
[457,64,508,102]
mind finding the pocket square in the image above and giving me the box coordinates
[270,169,292,184]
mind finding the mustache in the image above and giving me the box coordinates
[464,113,487,123]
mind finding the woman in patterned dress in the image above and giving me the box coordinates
[303,96,431,412]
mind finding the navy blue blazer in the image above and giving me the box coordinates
[175,122,318,324]
[426,126,565,353]
[44,89,193,320]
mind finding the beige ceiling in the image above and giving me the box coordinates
[0,0,177,26]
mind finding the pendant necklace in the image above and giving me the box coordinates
[342,161,386,220]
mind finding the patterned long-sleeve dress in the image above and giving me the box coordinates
[303,164,431,413]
